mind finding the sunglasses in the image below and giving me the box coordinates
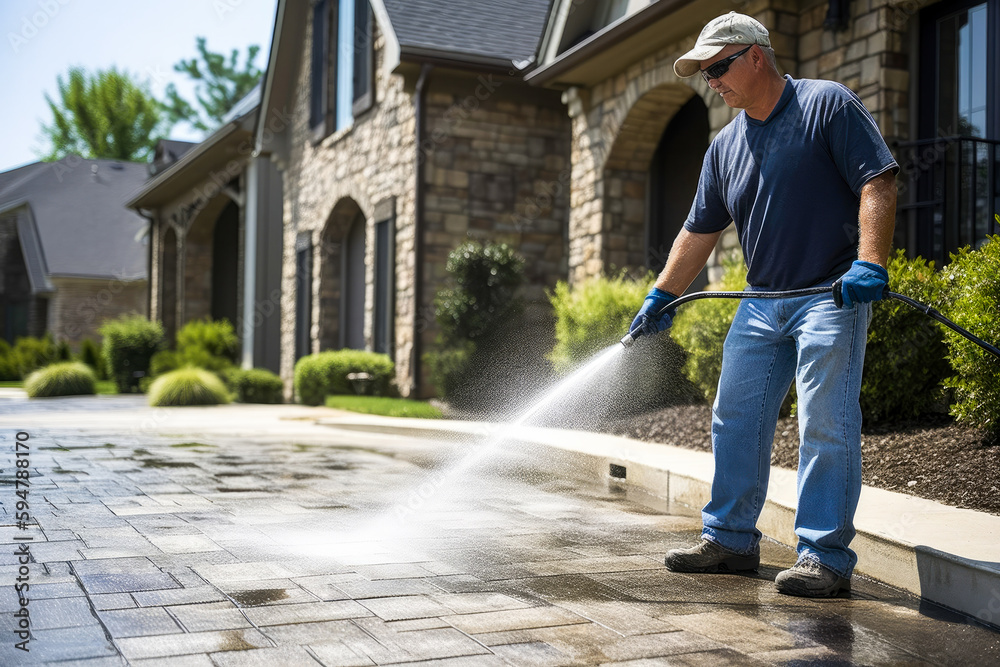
[700,45,753,82]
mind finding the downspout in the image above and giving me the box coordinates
[139,209,156,321]
[412,63,433,397]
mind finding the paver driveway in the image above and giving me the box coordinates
[0,397,997,665]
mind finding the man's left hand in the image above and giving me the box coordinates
[836,260,888,309]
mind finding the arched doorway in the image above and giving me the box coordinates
[648,94,710,290]
[318,199,367,351]
[343,214,366,350]
[161,226,178,340]
[211,201,239,326]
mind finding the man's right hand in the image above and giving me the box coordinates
[629,287,679,339]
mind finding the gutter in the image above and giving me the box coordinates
[411,63,433,397]
[137,209,156,321]
[525,0,697,86]
[399,46,516,74]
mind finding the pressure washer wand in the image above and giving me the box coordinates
[620,282,1000,361]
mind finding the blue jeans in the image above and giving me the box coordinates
[701,290,871,578]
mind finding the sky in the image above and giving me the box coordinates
[0,0,279,173]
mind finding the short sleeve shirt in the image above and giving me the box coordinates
[684,75,898,289]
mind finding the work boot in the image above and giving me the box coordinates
[775,556,851,598]
[664,539,760,573]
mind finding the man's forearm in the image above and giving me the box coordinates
[654,228,724,295]
[857,170,897,267]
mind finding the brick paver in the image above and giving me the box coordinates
[0,398,997,665]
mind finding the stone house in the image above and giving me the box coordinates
[255,0,571,397]
[0,157,148,346]
[525,0,999,283]
[127,88,285,373]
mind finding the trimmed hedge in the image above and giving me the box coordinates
[294,350,395,406]
[943,235,1000,438]
[148,367,231,407]
[150,318,238,378]
[0,340,18,381]
[79,338,107,380]
[99,315,164,393]
[25,362,96,398]
[671,256,748,403]
[226,368,284,404]
[861,250,951,421]
[547,271,699,419]
[12,335,58,379]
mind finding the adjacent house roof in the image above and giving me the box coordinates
[150,140,198,176]
[383,0,552,68]
[0,157,149,284]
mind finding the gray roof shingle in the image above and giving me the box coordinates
[383,0,553,66]
[0,157,149,281]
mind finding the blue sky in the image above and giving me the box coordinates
[0,0,278,172]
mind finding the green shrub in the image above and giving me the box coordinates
[148,367,231,407]
[942,235,1000,439]
[672,256,748,403]
[546,271,699,419]
[226,368,284,404]
[12,335,58,378]
[99,315,165,393]
[861,250,951,421]
[0,340,18,381]
[434,242,525,345]
[150,319,238,379]
[56,340,72,362]
[294,350,395,406]
[78,338,107,380]
[25,362,96,397]
[427,241,528,406]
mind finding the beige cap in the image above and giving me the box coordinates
[673,12,771,78]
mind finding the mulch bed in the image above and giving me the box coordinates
[593,404,1000,516]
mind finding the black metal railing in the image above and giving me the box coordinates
[895,135,1000,266]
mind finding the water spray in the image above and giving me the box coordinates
[620,281,1000,361]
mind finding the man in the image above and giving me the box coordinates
[629,12,898,598]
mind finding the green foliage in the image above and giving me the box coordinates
[545,272,699,418]
[150,318,239,378]
[78,338,107,380]
[225,368,284,404]
[671,257,748,403]
[99,315,165,393]
[12,335,58,379]
[325,395,443,419]
[164,37,263,133]
[56,340,72,362]
[40,67,164,161]
[25,362,96,398]
[549,272,649,373]
[435,242,525,345]
[428,242,528,406]
[942,236,1000,438]
[148,367,231,407]
[861,250,951,421]
[294,350,395,406]
[0,340,17,381]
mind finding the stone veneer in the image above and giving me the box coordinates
[278,20,570,398]
[562,0,912,285]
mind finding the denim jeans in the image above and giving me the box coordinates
[701,289,871,578]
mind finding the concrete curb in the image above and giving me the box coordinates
[317,415,1000,628]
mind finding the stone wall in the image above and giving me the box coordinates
[47,277,147,345]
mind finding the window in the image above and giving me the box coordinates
[900,0,1000,263]
[310,0,374,140]
[295,234,313,361]
[373,218,394,356]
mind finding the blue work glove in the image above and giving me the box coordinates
[629,287,679,339]
[836,260,888,309]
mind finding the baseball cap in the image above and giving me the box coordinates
[673,12,771,78]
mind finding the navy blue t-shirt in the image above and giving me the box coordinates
[684,75,898,289]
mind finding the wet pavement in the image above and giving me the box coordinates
[0,398,997,665]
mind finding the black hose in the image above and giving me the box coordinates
[621,284,1000,361]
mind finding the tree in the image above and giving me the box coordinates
[164,37,262,133]
[40,67,165,162]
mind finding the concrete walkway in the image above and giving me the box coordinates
[0,398,997,665]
